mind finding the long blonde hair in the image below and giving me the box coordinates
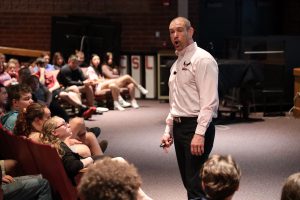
[40,116,64,156]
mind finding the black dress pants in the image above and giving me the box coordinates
[173,117,215,200]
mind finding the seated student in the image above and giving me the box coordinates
[199,154,241,200]
[0,84,8,117]
[1,165,52,200]
[75,50,89,68]
[78,158,142,200]
[52,52,65,70]
[20,60,93,120]
[6,59,19,81]
[281,172,300,200]
[0,53,6,65]
[87,54,148,110]
[14,103,99,158]
[57,54,96,117]
[41,52,55,72]
[7,58,20,75]
[0,84,33,132]
[32,57,47,86]
[41,117,152,200]
[14,103,51,139]
[25,74,69,122]
[0,61,17,87]
[40,116,99,184]
[101,52,122,78]
[101,52,148,94]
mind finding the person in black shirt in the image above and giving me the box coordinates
[57,55,96,119]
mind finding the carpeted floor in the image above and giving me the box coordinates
[84,100,300,200]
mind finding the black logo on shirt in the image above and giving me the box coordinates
[182,61,191,70]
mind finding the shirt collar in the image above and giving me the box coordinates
[175,42,197,57]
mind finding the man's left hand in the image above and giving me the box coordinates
[191,134,205,156]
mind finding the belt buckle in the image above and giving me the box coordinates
[174,117,181,123]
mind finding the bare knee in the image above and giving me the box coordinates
[109,83,119,90]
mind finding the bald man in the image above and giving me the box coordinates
[161,17,219,199]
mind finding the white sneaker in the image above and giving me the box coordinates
[131,99,139,109]
[138,85,148,95]
[114,101,125,111]
[118,96,131,108]
[96,107,109,113]
[120,100,131,108]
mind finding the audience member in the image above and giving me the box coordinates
[19,64,90,120]
[14,104,96,157]
[32,57,46,85]
[41,116,152,200]
[0,84,8,116]
[56,54,96,118]
[52,52,65,69]
[7,58,20,73]
[25,75,70,122]
[78,158,142,200]
[0,61,17,87]
[101,52,121,78]
[14,103,51,139]
[1,167,52,200]
[101,52,149,102]
[0,84,33,132]
[6,59,19,81]
[199,154,241,200]
[0,53,6,65]
[87,54,148,110]
[41,52,55,72]
[40,116,97,184]
[281,172,300,200]
[75,50,88,68]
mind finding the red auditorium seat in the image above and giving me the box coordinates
[0,126,78,200]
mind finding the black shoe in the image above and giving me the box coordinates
[99,140,108,153]
[87,127,101,138]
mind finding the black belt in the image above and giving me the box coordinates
[173,116,198,123]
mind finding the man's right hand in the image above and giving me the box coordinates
[161,133,173,149]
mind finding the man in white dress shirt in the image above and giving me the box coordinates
[161,17,219,199]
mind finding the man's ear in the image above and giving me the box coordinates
[188,27,194,39]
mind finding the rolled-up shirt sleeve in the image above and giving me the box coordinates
[164,113,174,136]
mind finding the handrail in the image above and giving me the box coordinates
[0,46,49,57]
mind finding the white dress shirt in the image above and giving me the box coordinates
[164,42,219,136]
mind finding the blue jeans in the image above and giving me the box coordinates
[2,175,52,200]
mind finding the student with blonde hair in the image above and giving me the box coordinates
[41,117,152,200]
